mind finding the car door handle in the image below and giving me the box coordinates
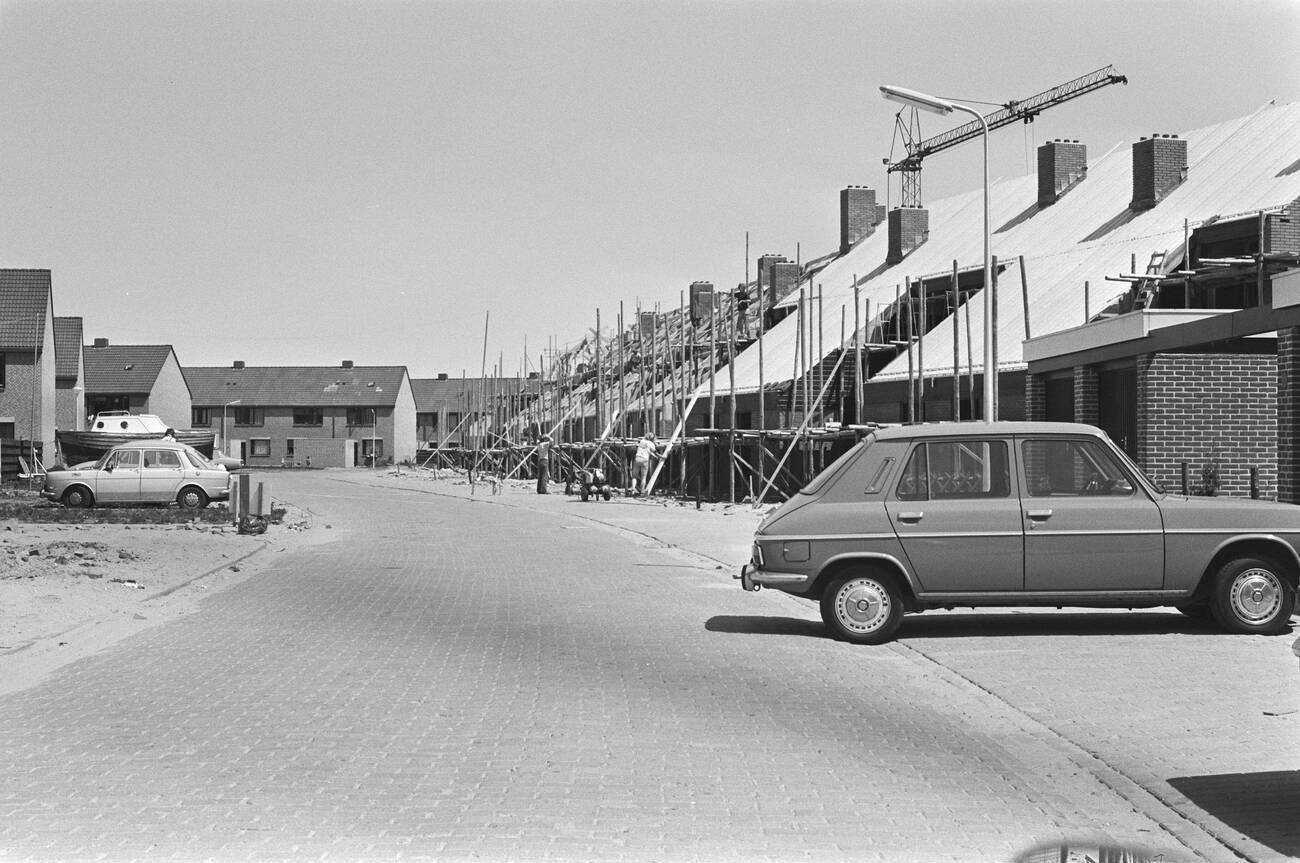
[896,511,924,523]
[1026,509,1053,521]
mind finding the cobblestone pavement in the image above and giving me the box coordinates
[0,471,1295,863]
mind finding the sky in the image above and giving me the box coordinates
[2,0,1298,379]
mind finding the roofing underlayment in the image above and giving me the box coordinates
[706,100,1300,395]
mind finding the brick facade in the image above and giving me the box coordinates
[768,261,801,307]
[1264,196,1300,256]
[886,208,929,265]
[840,187,883,254]
[1072,366,1099,425]
[1024,373,1046,421]
[1135,352,1277,498]
[1279,328,1300,503]
[1131,135,1187,211]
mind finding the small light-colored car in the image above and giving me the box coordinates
[42,440,232,510]
[738,422,1299,644]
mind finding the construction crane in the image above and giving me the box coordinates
[884,65,1128,208]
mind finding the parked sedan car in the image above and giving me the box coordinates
[42,440,232,510]
[738,422,1299,643]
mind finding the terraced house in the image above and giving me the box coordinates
[0,269,57,462]
[184,361,417,468]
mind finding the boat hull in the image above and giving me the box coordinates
[56,429,216,464]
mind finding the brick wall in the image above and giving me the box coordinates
[756,255,784,298]
[1131,135,1187,211]
[768,262,801,307]
[1264,196,1300,256]
[1279,328,1300,503]
[1135,352,1277,498]
[886,207,929,265]
[1072,366,1099,425]
[1024,373,1046,421]
[1037,140,1087,207]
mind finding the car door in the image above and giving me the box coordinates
[95,449,142,502]
[884,437,1024,592]
[140,448,185,502]
[1018,435,1164,591]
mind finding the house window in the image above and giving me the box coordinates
[346,407,376,426]
[362,438,385,458]
[286,439,295,458]
[233,407,264,427]
[192,407,211,427]
[0,352,5,390]
[293,407,323,426]
[249,438,271,458]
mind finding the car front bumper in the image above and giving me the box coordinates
[736,564,811,592]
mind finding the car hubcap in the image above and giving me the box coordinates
[835,578,890,633]
[1230,568,1282,624]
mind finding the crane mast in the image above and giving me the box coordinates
[885,65,1127,208]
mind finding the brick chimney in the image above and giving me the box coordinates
[1037,140,1087,207]
[1131,134,1187,211]
[437,372,449,381]
[768,261,801,306]
[756,254,785,299]
[341,360,354,369]
[840,186,886,254]
[92,337,109,348]
[887,207,929,265]
[232,360,245,369]
[689,281,714,324]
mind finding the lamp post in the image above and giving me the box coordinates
[880,84,994,420]
[370,408,377,468]
[222,399,241,457]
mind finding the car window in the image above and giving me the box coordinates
[896,440,1010,501]
[143,449,182,469]
[1022,438,1135,497]
[182,450,210,470]
[109,450,141,468]
[799,438,870,496]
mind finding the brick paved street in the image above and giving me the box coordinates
[1,471,1296,862]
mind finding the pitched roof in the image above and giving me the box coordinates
[0,269,52,350]
[185,365,409,407]
[411,376,540,412]
[83,344,178,394]
[711,101,1300,394]
[53,317,83,379]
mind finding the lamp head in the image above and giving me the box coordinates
[880,85,955,116]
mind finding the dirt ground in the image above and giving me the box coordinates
[0,485,321,696]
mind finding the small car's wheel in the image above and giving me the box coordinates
[62,486,94,508]
[820,571,904,645]
[602,487,612,501]
[1209,556,1296,634]
[177,486,209,510]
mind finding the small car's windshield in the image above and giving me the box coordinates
[1111,443,1166,494]
[799,437,872,496]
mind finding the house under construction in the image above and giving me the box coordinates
[431,100,1300,505]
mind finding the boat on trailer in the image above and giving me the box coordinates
[56,411,217,464]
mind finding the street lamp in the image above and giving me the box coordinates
[223,399,241,457]
[370,408,377,468]
[880,84,994,420]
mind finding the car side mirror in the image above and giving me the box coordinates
[104,464,113,472]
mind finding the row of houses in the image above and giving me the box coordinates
[5,100,1300,494]
[0,277,535,469]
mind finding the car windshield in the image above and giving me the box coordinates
[798,437,872,496]
[1111,443,1166,494]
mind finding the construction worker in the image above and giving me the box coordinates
[536,435,552,494]
[632,431,656,496]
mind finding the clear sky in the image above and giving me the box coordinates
[3,0,1297,378]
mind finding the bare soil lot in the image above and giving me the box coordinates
[0,484,319,694]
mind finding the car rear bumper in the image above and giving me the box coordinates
[736,564,811,592]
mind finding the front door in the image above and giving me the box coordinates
[885,438,1024,592]
[96,449,142,502]
[1018,436,1164,590]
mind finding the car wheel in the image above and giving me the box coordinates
[177,486,209,510]
[62,486,94,508]
[1209,556,1296,634]
[580,486,589,502]
[820,571,904,645]
[602,487,612,501]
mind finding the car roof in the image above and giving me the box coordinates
[871,421,1106,441]
[107,439,193,451]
